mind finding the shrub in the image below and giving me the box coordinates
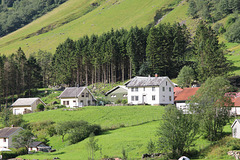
[37,104,45,111]
[226,138,240,150]
[121,99,128,104]
[116,99,122,104]
[1,147,28,159]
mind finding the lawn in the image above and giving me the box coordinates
[23,105,165,129]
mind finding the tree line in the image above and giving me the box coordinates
[0,22,231,106]
[0,0,67,37]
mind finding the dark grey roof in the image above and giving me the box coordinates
[29,141,44,148]
[105,85,127,96]
[59,87,85,98]
[12,98,45,107]
[0,127,23,138]
[126,76,169,87]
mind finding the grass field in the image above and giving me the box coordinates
[0,0,180,56]
[23,105,165,129]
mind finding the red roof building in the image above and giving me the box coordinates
[174,87,200,102]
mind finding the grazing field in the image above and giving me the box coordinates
[23,105,165,129]
[0,0,181,56]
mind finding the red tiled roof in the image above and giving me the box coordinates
[174,87,183,96]
[174,87,200,101]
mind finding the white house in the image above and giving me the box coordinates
[231,119,240,139]
[59,87,96,108]
[174,87,200,114]
[0,127,23,148]
[12,98,46,115]
[126,76,174,105]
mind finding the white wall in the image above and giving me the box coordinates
[13,107,32,115]
[60,89,95,108]
[232,121,240,139]
[127,78,174,105]
[231,107,240,116]
[0,138,9,148]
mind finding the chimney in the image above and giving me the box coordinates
[155,73,158,77]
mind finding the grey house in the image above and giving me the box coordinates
[231,119,240,139]
[105,85,128,104]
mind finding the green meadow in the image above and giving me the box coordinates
[0,0,179,56]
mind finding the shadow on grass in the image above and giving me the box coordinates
[51,151,65,155]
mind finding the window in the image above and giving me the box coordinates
[166,81,167,86]
[135,87,138,92]
[169,96,172,101]
[111,94,116,98]
[88,100,91,105]
[86,93,89,97]
[3,138,6,142]
[169,87,171,92]
[63,101,65,105]
[152,95,155,101]
[73,100,76,103]
[131,96,134,101]
[143,87,145,91]
[135,96,139,101]
[152,87,155,91]
[66,101,69,105]
[82,93,84,97]
[123,94,127,97]
[162,87,165,91]
[131,88,134,92]
[234,128,237,137]
[162,95,165,101]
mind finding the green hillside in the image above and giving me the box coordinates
[0,0,180,56]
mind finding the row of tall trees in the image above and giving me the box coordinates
[52,24,190,86]
[0,48,42,105]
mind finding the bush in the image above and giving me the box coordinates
[37,104,45,111]
[1,147,27,159]
[226,138,240,150]
[121,99,128,104]
[116,99,122,104]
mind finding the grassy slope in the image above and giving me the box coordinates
[23,105,165,129]
[0,0,178,56]
[20,121,160,160]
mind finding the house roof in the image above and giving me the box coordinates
[59,87,96,101]
[174,87,183,96]
[12,98,46,107]
[174,87,200,101]
[231,119,240,128]
[126,76,172,87]
[0,127,23,138]
[105,85,127,96]
[29,141,44,148]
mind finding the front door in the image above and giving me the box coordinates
[143,95,147,104]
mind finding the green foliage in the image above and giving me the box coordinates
[146,23,190,78]
[86,133,100,160]
[156,105,199,158]
[37,104,45,111]
[226,138,240,150]
[12,129,34,149]
[188,0,240,21]
[1,147,27,159]
[0,0,68,37]
[121,99,127,105]
[177,66,195,88]
[147,139,156,154]
[189,76,233,141]
[193,21,231,82]
[225,18,240,43]
[56,120,101,144]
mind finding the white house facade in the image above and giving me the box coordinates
[59,87,96,108]
[0,127,23,148]
[12,98,46,115]
[231,119,240,139]
[126,76,174,105]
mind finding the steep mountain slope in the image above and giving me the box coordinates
[0,0,180,56]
